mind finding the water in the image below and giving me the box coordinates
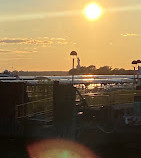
[47,75,134,84]
[47,74,134,79]
[0,75,135,86]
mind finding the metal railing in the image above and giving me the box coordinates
[84,90,141,106]
[15,97,53,119]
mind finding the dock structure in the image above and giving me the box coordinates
[16,82,53,119]
[0,81,77,138]
[0,82,54,137]
[0,81,141,145]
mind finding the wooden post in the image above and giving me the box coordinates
[0,82,26,137]
[53,81,76,138]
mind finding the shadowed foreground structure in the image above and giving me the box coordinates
[0,82,141,157]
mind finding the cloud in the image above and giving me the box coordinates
[0,49,11,53]
[0,38,49,45]
[121,33,139,37]
[57,41,68,45]
[0,49,33,54]
[0,39,25,44]
[105,4,141,13]
[14,50,33,54]
[0,49,34,63]
[0,37,71,46]
[0,56,32,61]
[50,37,66,41]
[0,10,81,23]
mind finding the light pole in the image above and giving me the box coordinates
[132,60,137,84]
[70,51,77,84]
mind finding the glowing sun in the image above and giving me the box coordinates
[84,4,102,20]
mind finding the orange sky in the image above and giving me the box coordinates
[0,0,141,71]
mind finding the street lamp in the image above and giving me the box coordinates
[70,51,77,84]
[132,60,138,84]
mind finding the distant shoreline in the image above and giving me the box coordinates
[18,71,69,76]
[17,71,135,76]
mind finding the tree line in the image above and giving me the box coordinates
[69,65,134,75]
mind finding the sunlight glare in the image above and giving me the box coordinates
[84,4,102,20]
[27,139,99,158]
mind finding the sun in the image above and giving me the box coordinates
[84,4,102,20]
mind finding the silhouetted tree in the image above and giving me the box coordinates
[97,66,112,75]
[68,65,134,75]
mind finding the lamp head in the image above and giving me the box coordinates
[70,51,77,56]
[137,60,141,64]
[132,60,138,65]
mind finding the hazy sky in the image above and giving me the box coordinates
[0,0,141,71]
